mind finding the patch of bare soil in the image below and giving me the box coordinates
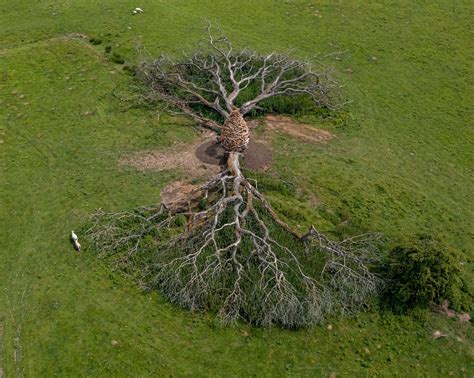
[263,115,333,143]
[243,141,272,170]
[120,131,221,178]
[121,115,330,178]
[195,139,272,171]
[195,140,226,166]
[431,300,471,324]
[160,180,201,209]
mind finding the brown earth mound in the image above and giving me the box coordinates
[243,141,272,171]
[195,140,226,165]
[160,180,201,209]
[195,140,272,171]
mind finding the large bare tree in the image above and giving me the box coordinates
[87,26,380,327]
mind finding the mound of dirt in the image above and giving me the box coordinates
[195,140,226,165]
[243,141,272,171]
[160,180,201,209]
[195,140,272,171]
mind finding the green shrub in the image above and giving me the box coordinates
[382,235,465,311]
[105,45,112,53]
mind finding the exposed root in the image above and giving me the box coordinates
[86,152,381,328]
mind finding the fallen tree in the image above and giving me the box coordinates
[86,26,381,327]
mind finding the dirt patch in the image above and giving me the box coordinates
[195,140,226,166]
[160,180,201,209]
[195,139,272,171]
[243,141,272,171]
[263,115,333,143]
[121,115,329,176]
[120,132,221,178]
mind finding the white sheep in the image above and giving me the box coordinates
[73,240,81,251]
[71,231,81,251]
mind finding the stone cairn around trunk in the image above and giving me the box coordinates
[218,109,250,153]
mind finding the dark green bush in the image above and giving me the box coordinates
[382,235,465,311]
[105,45,112,53]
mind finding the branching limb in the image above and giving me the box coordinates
[136,25,343,130]
[86,162,381,327]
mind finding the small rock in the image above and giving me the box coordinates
[459,312,471,323]
[432,330,447,339]
[111,340,119,346]
[327,324,333,331]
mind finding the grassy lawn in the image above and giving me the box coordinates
[0,0,472,375]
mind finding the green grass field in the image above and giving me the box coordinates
[1,0,472,375]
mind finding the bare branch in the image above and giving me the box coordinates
[86,155,381,327]
[136,25,343,127]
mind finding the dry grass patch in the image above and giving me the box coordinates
[253,115,334,143]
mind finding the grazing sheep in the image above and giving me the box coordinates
[73,239,81,251]
[71,230,78,242]
[71,231,81,251]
